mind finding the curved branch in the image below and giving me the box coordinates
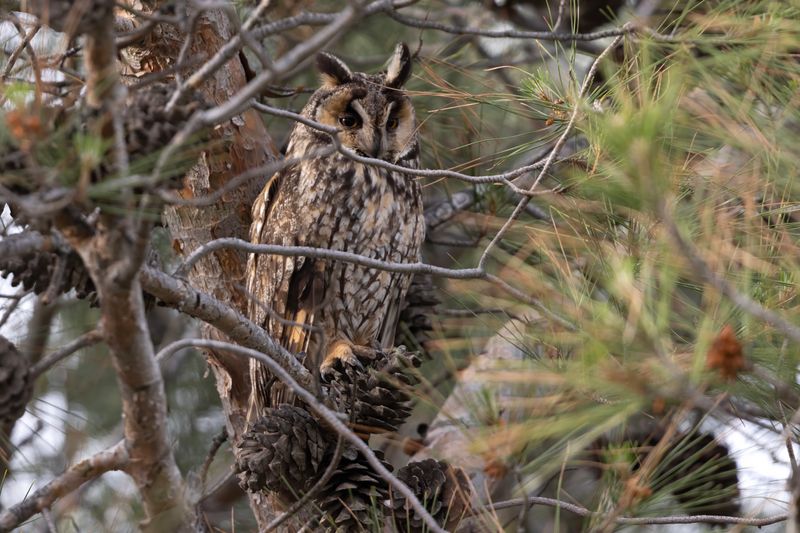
[139,266,314,392]
[171,240,576,330]
[29,328,103,379]
[386,8,633,41]
[175,238,483,279]
[0,441,129,533]
[487,496,786,527]
[252,101,559,194]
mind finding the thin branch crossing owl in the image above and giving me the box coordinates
[246,43,424,411]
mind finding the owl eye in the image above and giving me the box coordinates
[339,113,360,128]
[386,116,399,130]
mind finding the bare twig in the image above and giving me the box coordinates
[29,328,103,379]
[486,495,786,527]
[1,20,41,80]
[198,427,228,497]
[176,237,482,279]
[0,288,26,330]
[386,8,632,41]
[157,146,335,206]
[551,0,568,33]
[252,102,558,194]
[155,338,447,533]
[173,238,575,330]
[0,441,129,532]
[170,0,394,105]
[151,2,367,184]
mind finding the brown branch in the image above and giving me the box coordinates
[139,266,314,392]
[189,3,365,126]
[0,18,40,80]
[0,441,129,533]
[198,427,228,498]
[168,0,401,108]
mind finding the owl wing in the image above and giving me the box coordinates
[376,208,426,350]
[377,281,405,350]
[246,167,323,362]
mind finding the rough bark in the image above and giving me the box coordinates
[122,3,279,526]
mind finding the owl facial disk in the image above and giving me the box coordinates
[309,44,417,163]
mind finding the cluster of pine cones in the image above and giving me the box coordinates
[0,233,96,303]
[235,346,473,532]
[1,82,207,205]
[0,81,208,303]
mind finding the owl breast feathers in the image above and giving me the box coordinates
[246,43,425,409]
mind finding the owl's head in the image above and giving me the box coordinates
[305,43,417,164]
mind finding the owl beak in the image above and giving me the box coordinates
[368,131,382,158]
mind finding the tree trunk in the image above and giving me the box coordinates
[122,3,281,526]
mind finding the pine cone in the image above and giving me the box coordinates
[325,346,421,437]
[235,404,328,503]
[387,459,472,532]
[668,433,739,517]
[0,234,96,303]
[123,83,209,189]
[0,335,32,429]
[593,424,740,520]
[399,274,439,348]
[317,448,391,532]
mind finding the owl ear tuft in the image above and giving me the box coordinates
[316,52,353,86]
[384,42,412,89]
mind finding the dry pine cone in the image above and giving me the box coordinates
[0,335,32,430]
[123,83,208,189]
[592,424,740,520]
[316,447,392,532]
[668,433,739,517]
[325,346,421,437]
[387,459,472,532]
[235,404,328,503]
[0,233,96,302]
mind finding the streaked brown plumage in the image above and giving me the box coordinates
[246,43,424,411]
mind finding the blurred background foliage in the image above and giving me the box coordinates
[1,0,800,531]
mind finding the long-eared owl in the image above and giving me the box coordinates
[246,43,424,411]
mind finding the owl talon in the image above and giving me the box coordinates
[320,340,362,380]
